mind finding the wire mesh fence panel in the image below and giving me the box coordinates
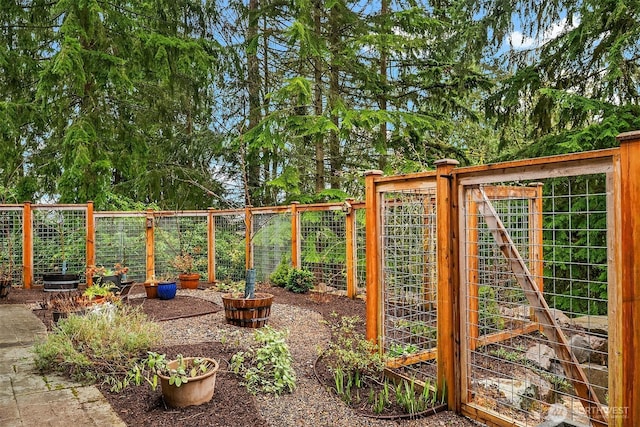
[463,175,610,426]
[252,211,291,283]
[355,207,366,294]
[154,214,208,279]
[381,189,438,383]
[0,207,23,284]
[299,209,347,291]
[32,207,87,282]
[95,214,146,282]
[214,212,246,283]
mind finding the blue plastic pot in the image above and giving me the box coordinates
[157,281,177,300]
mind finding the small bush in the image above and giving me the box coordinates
[285,268,315,293]
[269,260,292,287]
[230,326,296,395]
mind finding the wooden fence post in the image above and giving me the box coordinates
[344,198,356,298]
[291,202,300,269]
[22,202,32,289]
[208,208,215,283]
[617,130,640,426]
[145,209,155,282]
[86,201,95,286]
[435,159,459,409]
[364,170,383,343]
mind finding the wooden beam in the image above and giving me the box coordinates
[386,348,437,368]
[474,322,540,348]
[473,187,607,426]
[435,159,458,409]
[364,170,383,344]
[617,130,640,427]
[86,201,95,286]
[145,209,155,282]
[22,202,32,289]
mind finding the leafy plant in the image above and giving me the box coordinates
[269,259,292,287]
[83,282,116,300]
[230,326,296,395]
[387,343,419,357]
[285,268,315,293]
[478,285,505,334]
[116,352,215,391]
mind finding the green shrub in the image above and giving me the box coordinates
[230,326,296,395]
[285,268,315,293]
[33,304,161,385]
[269,260,292,287]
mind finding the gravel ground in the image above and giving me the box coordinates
[166,288,482,427]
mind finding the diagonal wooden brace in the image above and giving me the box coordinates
[473,187,607,427]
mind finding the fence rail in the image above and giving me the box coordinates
[0,202,365,297]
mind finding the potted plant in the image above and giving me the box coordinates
[83,281,117,303]
[128,352,219,408]
[43,214,81,291]
[221,268,274,328]
[87,263,129,289]
[144,275,177,300]
[171,252,201,289]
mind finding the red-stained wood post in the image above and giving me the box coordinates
[208,208,215,283]
[435,159,459,408]
[22,202,33,289]
[617,130,640,426]
[145,209,155,282]
[364,170,383,343]
[86,201,95,286]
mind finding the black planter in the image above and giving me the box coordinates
[93,274,121,288]
[43,273,80,292]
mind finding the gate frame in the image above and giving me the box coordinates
[365,130,640,426]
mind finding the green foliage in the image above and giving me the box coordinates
[230,326,296,395]
[269,260,292,287]
[33,305,161,384]
[285,268,315,293]
[478,285,505,334]
[394,378,440,414]
[322,314,384,380]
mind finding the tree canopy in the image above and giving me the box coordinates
[1,0,638,208]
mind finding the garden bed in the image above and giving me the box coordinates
[2,283,481,427]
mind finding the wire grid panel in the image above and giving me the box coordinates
[214,212,246,283]
[252,211,291,283]
[0,207,23,284]
[355,207,366,294]
[462,176,610,426]
[32,207,87,282]
[154,214,208,279]
[381,189,438,382]
[94,214,146,282]
[299,208,347,291]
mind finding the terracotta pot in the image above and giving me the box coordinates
[222,292,273,328]
[144,282,158,299]
[178,273,200,289]
[158,357,219,408]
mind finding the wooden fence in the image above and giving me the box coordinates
[364,131,640,426]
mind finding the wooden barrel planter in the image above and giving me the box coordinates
[43,273,80,291]
[222,293,273,328]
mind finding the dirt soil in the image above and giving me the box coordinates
[1,284,474,426]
